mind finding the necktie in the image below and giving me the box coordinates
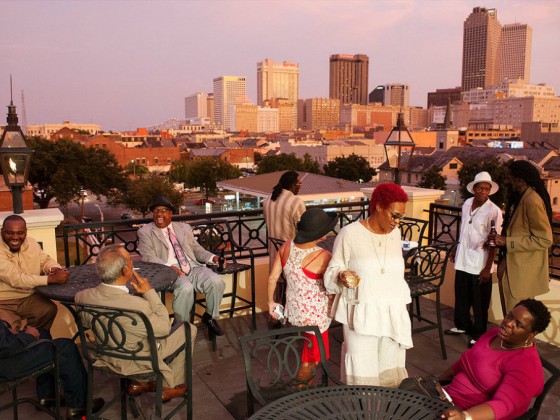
[168,228,191,275]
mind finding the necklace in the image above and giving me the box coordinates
[469,205,482,224]
[500,340,533,350]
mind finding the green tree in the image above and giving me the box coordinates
[457,159,508,209]
[323,154,376,182]
[113,174,183,217]
[27,137,127,208]
[256,153,321,174]
[169,158,241,198]
[417,166,447,190]
[124,161,150,177]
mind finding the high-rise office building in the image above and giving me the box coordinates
[213,76,247,131]
[257,59,299,105]
[297,98,340,130]
[461,7,502,92]
[427,87,462,108]
[369,85,385,104]
[329,54,369,105]
[384,84,409,107]
[185,92,208,119]
[257,59,299,129]
[500,23,532,82]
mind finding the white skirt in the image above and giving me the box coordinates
[341,324,408,387]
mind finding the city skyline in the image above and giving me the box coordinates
[1,0,559,131]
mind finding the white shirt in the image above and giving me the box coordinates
[103,283,130,293]
[160,224,215,267]
[455,197,503,275]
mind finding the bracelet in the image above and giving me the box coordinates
[463,411,473,420]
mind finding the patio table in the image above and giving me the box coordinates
[36,261,177,302]
[249,385,453,419]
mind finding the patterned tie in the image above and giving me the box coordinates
[168,228,191,275]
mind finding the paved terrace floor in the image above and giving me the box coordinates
[2,300,560,419]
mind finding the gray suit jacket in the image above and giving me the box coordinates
[75,284,175,380]
[137,222,214,268]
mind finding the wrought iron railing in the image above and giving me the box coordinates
[58,201,371,267]
[57,200,560,280]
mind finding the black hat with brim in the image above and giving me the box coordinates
[149,196,176,213]
[294,208,338,244]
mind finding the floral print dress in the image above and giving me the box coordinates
[282,242,331,333]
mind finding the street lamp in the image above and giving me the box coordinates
[80,189,88,221]
[0,81,33,214]
[383,111,415,185]
[131,160,136,177]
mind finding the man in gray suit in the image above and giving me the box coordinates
[137,197,226,336]
[76,245,196,401]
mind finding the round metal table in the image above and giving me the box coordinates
[249,385,454,419]
[35,261,178,302]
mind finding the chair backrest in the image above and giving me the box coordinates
[239,325,338,414]
[64,302,162,375]
[518,355,560,419]
[268,237,286,253]
[399,218,429,244]
[404,244,452,287]
[0,339,60,418]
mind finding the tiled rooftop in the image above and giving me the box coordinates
[2,300,560,419]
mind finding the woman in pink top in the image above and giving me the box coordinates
[441,299,551,420]
[267,208,337,384]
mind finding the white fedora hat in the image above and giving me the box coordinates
[466,171,499,195]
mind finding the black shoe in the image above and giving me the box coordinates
[202,313,224,336]
[66,398,105,419]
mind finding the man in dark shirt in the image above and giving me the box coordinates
[0,320,104,419]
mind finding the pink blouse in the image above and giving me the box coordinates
[445,328,543,420]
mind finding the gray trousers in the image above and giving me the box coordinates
[170,265,226,321]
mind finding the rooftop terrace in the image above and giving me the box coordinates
[2,302,560,419]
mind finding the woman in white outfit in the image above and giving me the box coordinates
[324,183,412,387]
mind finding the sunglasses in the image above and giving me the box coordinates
[390,211,406,222]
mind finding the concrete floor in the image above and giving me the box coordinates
[2,299,560,419]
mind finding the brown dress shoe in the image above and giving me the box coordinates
[127,380,156,396]
[162,384,187,402]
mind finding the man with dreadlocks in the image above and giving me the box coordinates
[489,160,553,315]
[264,171,306,308]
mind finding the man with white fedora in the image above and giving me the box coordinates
[445,172,503,347]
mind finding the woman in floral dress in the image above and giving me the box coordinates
[267,208,338,382]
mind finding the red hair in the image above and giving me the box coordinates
[370,183,408,210]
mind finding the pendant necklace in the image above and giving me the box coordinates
[469,205,481,224]
[368,219,387,274]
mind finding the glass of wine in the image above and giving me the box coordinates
[342,270,361,305]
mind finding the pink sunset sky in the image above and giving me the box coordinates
[1,0,559,131]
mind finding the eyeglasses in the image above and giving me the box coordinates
[390,211,406,222]
[154,208,171,215]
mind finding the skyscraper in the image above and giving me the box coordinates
[500,23,532,82]
[185,92,208,119]
[329,54,369,105]
[213,76,247,131]
[257,59,299,105]
[257,59,299,129]
[461,7,502,92]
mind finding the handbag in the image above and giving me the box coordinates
[398,376,451,403]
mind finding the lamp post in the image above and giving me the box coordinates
[383,111,415,185]
[131,160,136,177]
[0,82,33,214]
[80,189,88,221]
